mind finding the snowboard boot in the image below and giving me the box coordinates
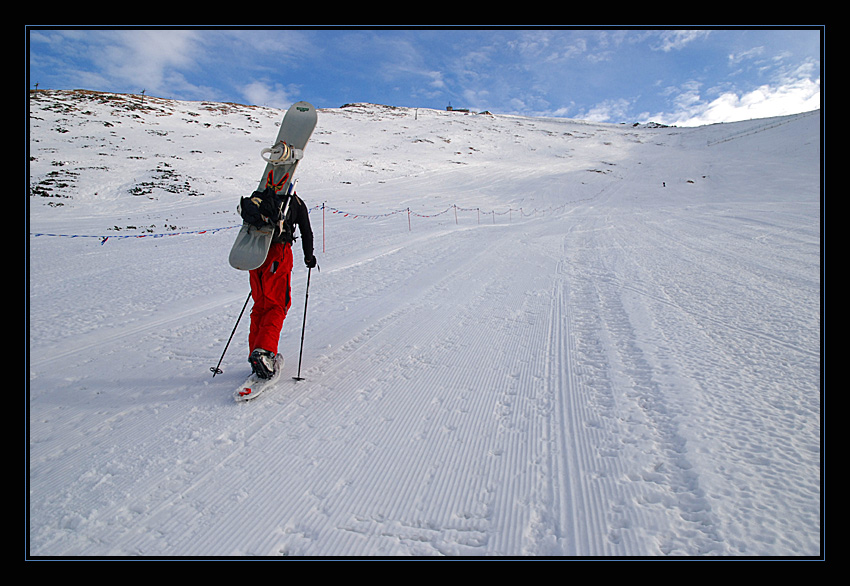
[249,349,277,379]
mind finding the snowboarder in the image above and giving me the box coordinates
[239,185,317,379]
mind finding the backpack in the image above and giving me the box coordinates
[239,187,294,243]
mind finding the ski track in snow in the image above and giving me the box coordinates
[28,92,821,557]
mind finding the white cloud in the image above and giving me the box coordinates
[728,46,766,65]
[652,30,712,52]
[582,98,633,123]
[657,76,820,127]
[92,30,205,95]
[240,80,299,110]
[30,29,215,98]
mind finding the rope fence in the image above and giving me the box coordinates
[30,196,594,249]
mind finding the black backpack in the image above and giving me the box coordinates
[239,187,294,243]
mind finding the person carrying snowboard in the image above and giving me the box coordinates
[239,186,317,378]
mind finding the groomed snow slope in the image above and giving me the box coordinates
[28,91,821,557]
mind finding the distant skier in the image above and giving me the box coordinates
[238,186,317,378]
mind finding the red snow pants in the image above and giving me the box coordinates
[248,241,293,356]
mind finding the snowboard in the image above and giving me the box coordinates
[233,354,285,402]
[229,101,317,271]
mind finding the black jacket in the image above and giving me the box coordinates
[276,193,314,259]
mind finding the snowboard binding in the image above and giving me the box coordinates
[261,141,303,166]
[249,349,278,380]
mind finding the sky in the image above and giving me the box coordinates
[27,27,822,127]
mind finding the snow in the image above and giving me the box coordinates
[28,91,822,558]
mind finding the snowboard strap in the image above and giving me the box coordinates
[278,191,292,237]
[261,141,304,166]
[261,141,292,165]
[273,179,298,244]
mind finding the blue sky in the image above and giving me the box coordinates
[27,27,822,127]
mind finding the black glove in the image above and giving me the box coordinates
[305,254,317,269]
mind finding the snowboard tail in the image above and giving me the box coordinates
[229,101,317,271]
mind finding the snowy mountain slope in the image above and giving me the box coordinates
[28,90,821,557]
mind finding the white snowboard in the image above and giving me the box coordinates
[229,101,317,271]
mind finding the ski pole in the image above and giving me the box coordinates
[292,267,313,381]
[210,291,252,377]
